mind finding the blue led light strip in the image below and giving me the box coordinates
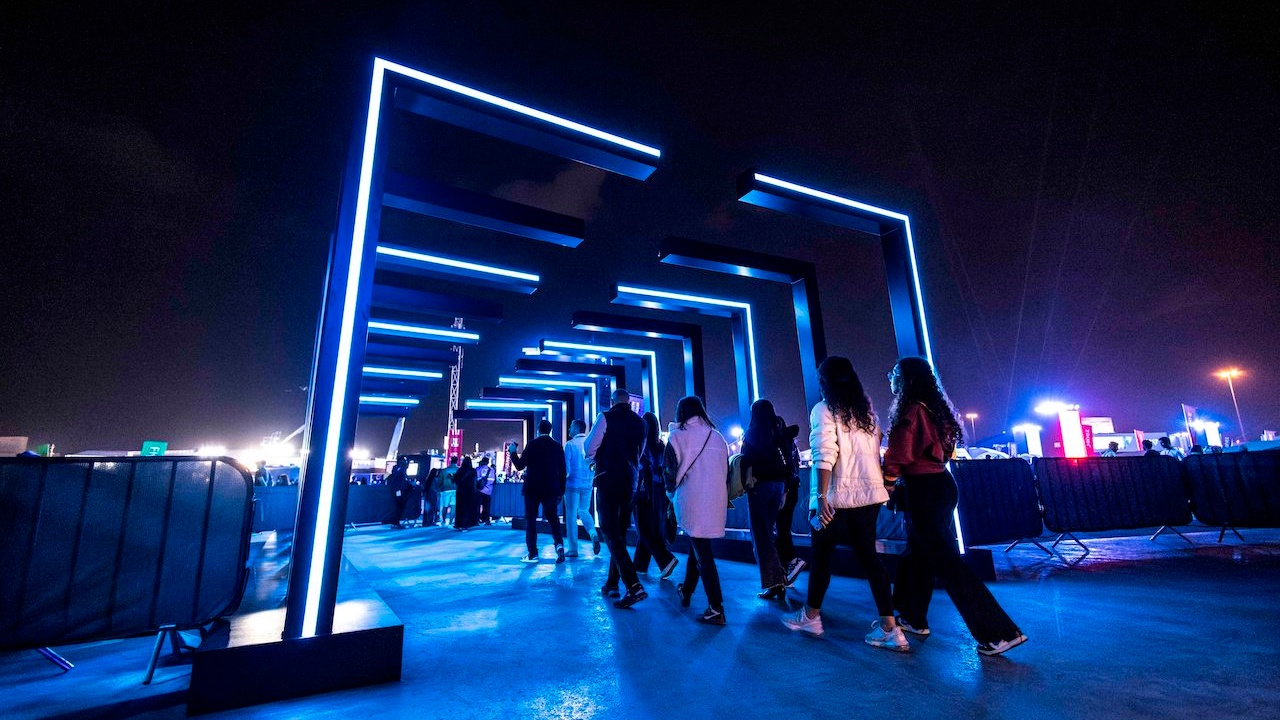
[359,395,421,406]
[362,366,444,380]
[375,245,540,283]
[378,58,661,158]
[499,376,598,419]
[368,320,480,342]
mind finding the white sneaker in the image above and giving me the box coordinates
[781,609,824,637]
[865,621,910,652]
[784,558,807,586]
[520,553,539,564]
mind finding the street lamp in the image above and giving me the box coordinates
[1214,368,1248,442]
[964,413,979,442]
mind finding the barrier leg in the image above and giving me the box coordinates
[1150,526,1193,544]
[36,647,74,672]
[1005,538,1053,556]
[1053,532,1090,556]
[142,626,172,685]
[1217,526,1244,543]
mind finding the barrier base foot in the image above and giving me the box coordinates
[1217,526,1245,543]
[37,646,74,672]
[1051,532,1090,557]
[1150,526,1193,544]
[1005,538,1053,556]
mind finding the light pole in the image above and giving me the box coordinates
[964,412,979,443]
[1215,368,1248,442]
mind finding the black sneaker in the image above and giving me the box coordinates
[556,546,566,564]
[592,536,602,555]
[757,585,786,601]
[697,606,726,626]
[977,633,1028,657]
[613,585,648,609]
[600,585,620,598]
[784,558,807,586]
[675,583,692,608]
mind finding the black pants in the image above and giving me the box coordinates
[598,483,640,589]
[478,492,492,524]
[892,471,1021,644]
[455,486,476,528]
[774,482,799,566]
[423,488,439,525]
[747,481,787,589]
[390,491,409,526]
[608,480,675,585]
[523,494,563,555]
[808,504,892,616]
[679,537,723,610]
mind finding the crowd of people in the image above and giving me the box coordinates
[491,355,1028,657]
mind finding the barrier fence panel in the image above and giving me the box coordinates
[952,459,1044,547]
[1183,450,1280,529]
[0,456,252,650]
[1034,456,1191,534]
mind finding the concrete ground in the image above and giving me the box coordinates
[3,525,1278,719]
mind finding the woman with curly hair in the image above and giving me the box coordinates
[885,356,1027,657]
[781,357,906,651]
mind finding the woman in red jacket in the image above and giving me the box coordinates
[884,357,1028,657]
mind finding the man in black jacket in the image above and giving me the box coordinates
[586,388,649,608]
[510,420,567,564]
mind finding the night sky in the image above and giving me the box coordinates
[3,2,1277,454]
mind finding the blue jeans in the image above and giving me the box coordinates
[747,481,787,589]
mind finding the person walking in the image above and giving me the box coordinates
[452,456,478,531]
[437,456,460,526]
[586,388,649,608]
[606,412,679,589]
[509,421,568,563]
[476,456,496,525]
[386,456,412,530]
[563,419,602,557]
[781,357,906,651]
[884,356,1027,657]
[740,399,790,601]
[773,414,806,585]
[667,396,731,625]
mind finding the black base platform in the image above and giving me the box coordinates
[187,534,403,715]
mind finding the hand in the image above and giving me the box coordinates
[818,496,835,525]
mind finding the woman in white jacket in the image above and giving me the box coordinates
[666,396,730,625]
[782,357,907,651]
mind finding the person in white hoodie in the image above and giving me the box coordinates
[666,396,731,625]
[782,356,907,652]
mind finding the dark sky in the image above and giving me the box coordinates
[3,2,1277,454]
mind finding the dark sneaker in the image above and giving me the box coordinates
[697,606,726,626]
[978,634,1028,657]
[592,536,602,555]
[757,585,786,601]
[784,558,807,586]
[600,585,620,599]
[896,615,931,636]
[659,557,679,580]
[613,585,648,609]
[556,546,566,564]
[675,583,692,608]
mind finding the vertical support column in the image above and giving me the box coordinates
[880,226,929,360]
[284,59,390,640]
[791,274,826,412]
[728,314,752,422]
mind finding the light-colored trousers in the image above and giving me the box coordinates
[563,485,598,554]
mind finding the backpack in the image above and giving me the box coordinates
[726,453,748,507]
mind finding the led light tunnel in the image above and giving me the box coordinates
[499,375,598,419]
[359,395,421,406]
[375,244,540,293]
[367,320,480,343]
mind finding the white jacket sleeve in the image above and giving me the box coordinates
[809,403,837,511]
[584,413,607,460]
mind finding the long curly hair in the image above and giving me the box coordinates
[817,356,877,434]
[887,356,963,445]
